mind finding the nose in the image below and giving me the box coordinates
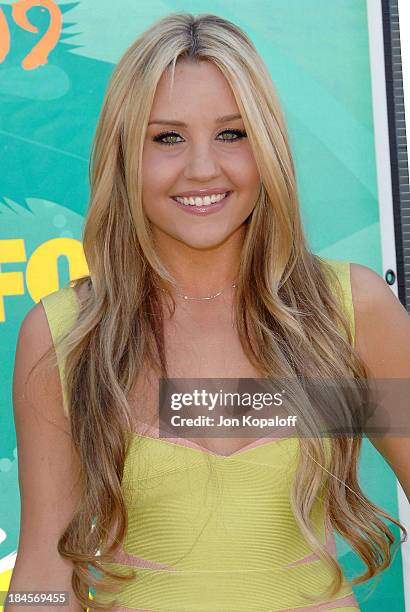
[183,143,221,182]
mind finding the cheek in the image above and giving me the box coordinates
[228,150,260,189]
[142,145,181,185]
[142,149,179,195]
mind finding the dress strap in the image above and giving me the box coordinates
[321,258,355,347]
[40,286,80,418]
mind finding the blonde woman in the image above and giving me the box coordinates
[9,12,410,612]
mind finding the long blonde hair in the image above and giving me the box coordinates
[32,12,407,610]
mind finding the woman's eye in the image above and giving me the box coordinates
[152,129,247,146]
[217,129,247,142]
[152,131,182,146]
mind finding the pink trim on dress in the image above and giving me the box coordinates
[130,422,295,457]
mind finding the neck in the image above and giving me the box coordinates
[154,227,244,298]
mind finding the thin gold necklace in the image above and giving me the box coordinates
[157,280,238,301]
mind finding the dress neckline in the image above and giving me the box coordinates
[125,429,297,459]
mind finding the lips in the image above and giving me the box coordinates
[170,190,233,215]
[171,188,232,198]
[171,191,232,204]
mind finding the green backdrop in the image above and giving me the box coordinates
[0,1,406,609]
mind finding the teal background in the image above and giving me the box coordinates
[0,0,405,609]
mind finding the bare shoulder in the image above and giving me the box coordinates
[18,297,55,366]
[18,278,89,362]
[349,262,410,376]
[349,262,393,314]
[14,297,72,443]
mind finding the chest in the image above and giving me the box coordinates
[129,307,265,455]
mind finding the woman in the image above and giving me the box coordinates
[10,12,409,612]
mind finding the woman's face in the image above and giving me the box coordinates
[142,60,261,251]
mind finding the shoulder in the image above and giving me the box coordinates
[18,298,52,362]
[349,262,402,342]
[349,262,397,315]
[16,282,87,423]
[319,257,354,288]
[318,259,397,346]
[320,258,379,291]
[15,299,65,429]
[40,276,91,313]
[348,262,410,375]
[39,280,90,343]
[17,287,72,376]
[18,281,87,367]
[316,257,392,313]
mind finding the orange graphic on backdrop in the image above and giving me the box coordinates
[0,8,10,63]
[0,0,62,70]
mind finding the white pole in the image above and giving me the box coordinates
[367,1,410,609]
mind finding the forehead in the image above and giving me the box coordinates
[150,59,240,115]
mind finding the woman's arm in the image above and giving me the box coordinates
[6,302,84,611]
[350,262,410,503]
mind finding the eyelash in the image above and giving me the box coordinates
[152,128,247,146]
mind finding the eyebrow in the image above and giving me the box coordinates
[147,113,242,127]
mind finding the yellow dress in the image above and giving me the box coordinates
[41,258,360,611]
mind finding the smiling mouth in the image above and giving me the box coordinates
[171,191,232,207]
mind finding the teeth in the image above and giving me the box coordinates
[174,192,229,206]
